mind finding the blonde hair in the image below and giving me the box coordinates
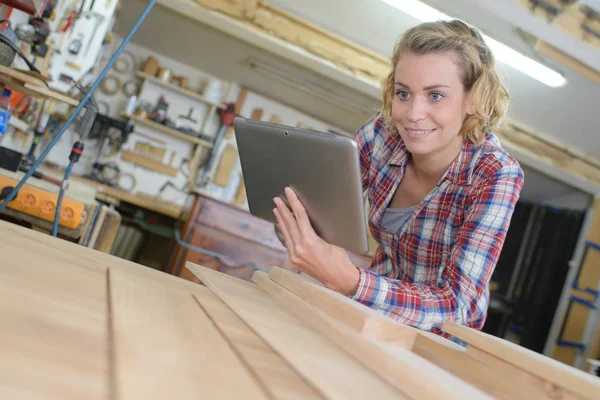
[381,20,509,145]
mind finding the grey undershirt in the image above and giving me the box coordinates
[381,205,418,233]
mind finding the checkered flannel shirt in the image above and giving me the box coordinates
[351,114,524,338]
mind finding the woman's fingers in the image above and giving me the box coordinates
[273,197,300,244]
[274,209,294,253]
[284,187,315,237]
[273,223,287,248]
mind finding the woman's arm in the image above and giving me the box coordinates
[351,164,524,331]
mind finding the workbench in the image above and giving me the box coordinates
[69,174,184,219]
[0,168,120,251]
[1,220,599,399]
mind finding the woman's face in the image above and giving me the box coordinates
[392,51,472,158]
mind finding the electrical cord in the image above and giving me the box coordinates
[0,19,48,86]
[52,160,74,236]
[173,224,269,273]
[0,0,157,217]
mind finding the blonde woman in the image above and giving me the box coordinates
[273,20,524,339]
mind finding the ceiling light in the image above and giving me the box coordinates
[381,0,568,88]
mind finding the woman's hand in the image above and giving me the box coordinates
[273,187,360,296]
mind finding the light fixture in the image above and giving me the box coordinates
[381,0,568,88]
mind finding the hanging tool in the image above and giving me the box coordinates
[83,12,104,57]
[197,102,235,187]
[22,103,50,169]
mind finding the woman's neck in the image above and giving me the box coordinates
[410,139,464,183]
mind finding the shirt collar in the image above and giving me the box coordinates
[388,136,476,186]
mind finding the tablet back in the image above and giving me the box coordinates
[233,117,369,254]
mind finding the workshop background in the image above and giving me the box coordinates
[0,0,599,376]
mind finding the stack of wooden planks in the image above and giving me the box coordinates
[1,219,599,399]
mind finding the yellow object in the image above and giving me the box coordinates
[0,176,85,229]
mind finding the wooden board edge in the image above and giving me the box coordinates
[442,321,600,399]
[254,271,492,400]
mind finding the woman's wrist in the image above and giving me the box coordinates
[325,260,360,296]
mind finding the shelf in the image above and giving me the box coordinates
[121,112,213,148]
[135,71,225,109]
[9,115,29,131]
[121,150,178,177]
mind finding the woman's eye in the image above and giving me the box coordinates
[396,90,410,100]
[430,92,444,102]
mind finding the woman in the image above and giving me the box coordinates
[272,19,524,338]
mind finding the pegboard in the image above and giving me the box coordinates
[47,0,119,93]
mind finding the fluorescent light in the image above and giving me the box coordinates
[381,0,567,88]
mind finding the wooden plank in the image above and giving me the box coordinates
[467,346,585,400]
[136,71,226,108]
[194,285,324,400]
[121,150,179,177]
[0,221,205,297]
[69,174,183,219]
[268,267,419,348]
[110,267,267,399]
[253,271,490,400]
[122,112,214,147]
[412,335,544,400]
[442,321,600,400]
[0,241,108,399]
[187,262,406,400]
[213,144,238,186]
[536,41,600,85]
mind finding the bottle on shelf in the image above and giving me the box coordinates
[0,88,12,146]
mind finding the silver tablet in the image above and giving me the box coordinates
[233,117,369,254]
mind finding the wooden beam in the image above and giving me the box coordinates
[253,271,491,400]
[466,346,585,400]
[536,40,600,85]
[186,262,407,400]
[194,285,324,399]
[268,266,420,348]
[442,321,600,400]
[412,335,552,399]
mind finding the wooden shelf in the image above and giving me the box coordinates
[121,112,213,148]
[121,150,178,177]
[135,71,225,109]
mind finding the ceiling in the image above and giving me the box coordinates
[114,0,600,202]
[267,0,600,158]
[117,0,600,157]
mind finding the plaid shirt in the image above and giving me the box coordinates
[351,114,524,338]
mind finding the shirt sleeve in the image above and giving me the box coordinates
[351,163,524,331]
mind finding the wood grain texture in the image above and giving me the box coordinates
[466,346,585,400]
[443,321,600,400]
[412,335,542,400]
[0,239,108,399]
[187,262,405,400]
[213,144,239,187]
[254,272,490,400]
[0,221,206,296]
[121,150,179,176]
[194,285,324,400]
[268,267,419,348]
[110,267,268,399]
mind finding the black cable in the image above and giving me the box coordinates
[0,20,48,86]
